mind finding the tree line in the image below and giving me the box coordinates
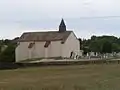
[0,37,19,63]
[80,35,120,55]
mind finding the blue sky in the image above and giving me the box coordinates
[0,0,120,39]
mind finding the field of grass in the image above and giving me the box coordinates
[0,64,120,90]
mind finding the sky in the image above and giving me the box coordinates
[0,0,120,39]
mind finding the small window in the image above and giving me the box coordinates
[44,41,51,48]
[28,42,35,48]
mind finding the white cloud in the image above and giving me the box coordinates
[0,0,120,39]
[1,0,120,19]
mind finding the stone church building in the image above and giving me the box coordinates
[15,19,80,62]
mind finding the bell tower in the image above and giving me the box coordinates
[59,19,66,32]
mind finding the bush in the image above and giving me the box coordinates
[0,44,16,63]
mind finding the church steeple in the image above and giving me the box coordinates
[59,19,66,32]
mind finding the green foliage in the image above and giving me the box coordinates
[89,40,102,52]
[3,39,11,45]
[0,45,1,53]
[0,37,23,62]
[101,41,112,53]
[0,44,16,63]
[82,35,120,53]
[0,38,18,62]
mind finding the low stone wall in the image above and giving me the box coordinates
[0,59,120,70]
[16,59,120,67]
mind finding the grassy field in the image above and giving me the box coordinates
[0,64,120,90]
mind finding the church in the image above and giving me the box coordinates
[15,19,80,62]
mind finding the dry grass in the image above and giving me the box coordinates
[0,64,120,90]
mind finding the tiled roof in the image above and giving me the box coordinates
[19,31,72,43]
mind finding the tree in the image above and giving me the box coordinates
[101,41,112,53]
[81,35,120,54]
[0,45,1,53]
[3,39,11,45]
[83,46,90,55]
[91,35,97,40]
[78,38,82,50]
[0,44,16,62]
[89,41,102,52]
[112,43,120,52]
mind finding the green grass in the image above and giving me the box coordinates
[0,64,120,90]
